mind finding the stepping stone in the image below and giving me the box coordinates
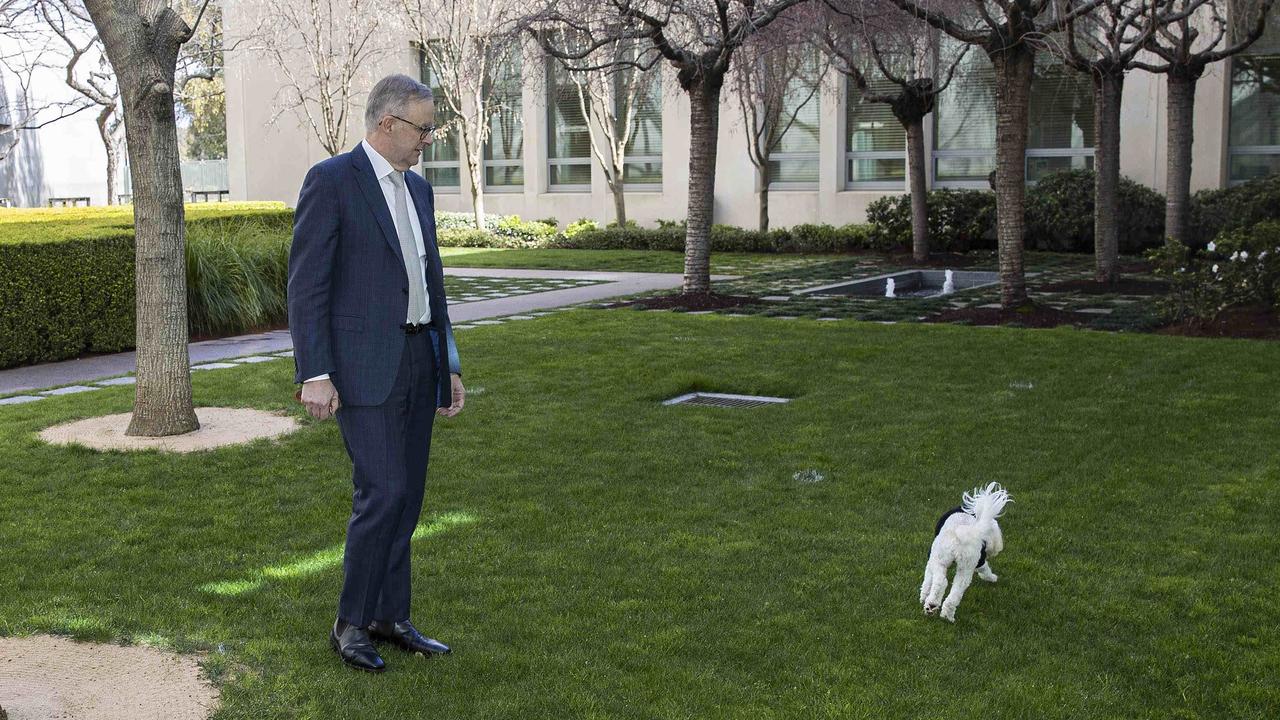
[96,377,137,386]
[875,320,898,324]
[762,296,791,302]
[977,303,1003,309]
[40,385,99,396]
[774,315,799,320]
[472,320,505,325]
[191,363,239,371]
[817,317,841,321]
[685,310,715,315]
[276,351,295,358]
[234,356,277,364]
[453,325,477,330]
[1079,308,1114,315]
[506,315,536,320]
[0,395,45,405]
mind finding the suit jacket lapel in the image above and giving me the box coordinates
[349,144,404,264]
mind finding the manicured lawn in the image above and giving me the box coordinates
[1,312,1277,719]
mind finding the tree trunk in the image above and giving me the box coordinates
[1093,72,1124,284]
[96,105,118,205]
[989,42,1034,308]
[611,175,628,226]
[758,158,770,233]
[1165,69,1198,247]
[683,80,721,294]
[906,116,929,262]
[84,0,198,437]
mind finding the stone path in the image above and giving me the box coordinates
[0,268,730,398]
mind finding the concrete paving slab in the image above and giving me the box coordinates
[96,377,137,386]
[0,395,45,405]
[40,385,99,396]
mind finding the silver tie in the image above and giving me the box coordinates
[388,171,428,324]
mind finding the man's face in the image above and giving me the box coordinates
[384,98,435,171]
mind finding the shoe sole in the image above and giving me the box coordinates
[330,633,386,673]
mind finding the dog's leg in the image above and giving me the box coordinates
[920,563,935,606]
[940,556,978,622]
[976,562,998,583]
[923,560,949,614]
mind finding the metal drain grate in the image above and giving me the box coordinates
[663,392,791,408]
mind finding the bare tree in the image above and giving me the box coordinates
[401,0,524,229]
[1132,0,1275,246]
[252,0,387,157]
[885,0,1106,308]
[80,0,214,436]
[821,0,968,260]
[527,0,814,295]
[1048,0,1188,282]
[552,32,663,226]
[731,16,828,232]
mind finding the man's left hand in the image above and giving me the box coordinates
[437,373,465,417]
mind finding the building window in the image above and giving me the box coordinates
[619,68,662,187]
[1026,56,1095,181]
[845,75,906,188]
[546,59,592,189]
[418,45,460,189]
[1228,10,1280,183]
[933,48,1094,185]
[768,67,821,188]
[485,54,524,190]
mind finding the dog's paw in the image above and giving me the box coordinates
[923,602,939,615]
[980,573,998,583]
[940,606,956,622]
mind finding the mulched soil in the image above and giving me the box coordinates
[1118,260,1156,273]
[607,292,759,311]
[1036,278,1170,295]
[1155,306,1280,340]
[923,302,1095,329]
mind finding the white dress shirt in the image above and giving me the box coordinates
[304,141,432,384]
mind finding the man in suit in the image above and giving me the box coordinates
[288,73,465,673]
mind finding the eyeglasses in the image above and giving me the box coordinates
[389,114,437,139]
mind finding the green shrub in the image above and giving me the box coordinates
[1149,220,1280,321]
[866,189,996,252]
[564,218,600,237]
[493,215,558,247]
[1024,169,1165,253]
[186,221,291,338]
[553,222,873,253]
[437,228,504,247]
[1189,173,1280,247]
[536,217,560,228]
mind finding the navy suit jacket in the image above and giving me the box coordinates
[288,143,461,407]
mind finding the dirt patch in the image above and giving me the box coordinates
[1037,278,1169,295]
[924,303,1095,329]
[1117,260,1156,273]
[0,634,218,720]
[608,292,759,311]
[39,407,300,453]
[1155,305,1280,340]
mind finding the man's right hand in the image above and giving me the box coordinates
[300,378,342,421]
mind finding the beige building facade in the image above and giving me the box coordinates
[225,3,1280,227]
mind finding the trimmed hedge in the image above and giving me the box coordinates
[1189,173,1280,247]
[0,204,291,369]
[1024,169,1165,253]
[866,189,996,252]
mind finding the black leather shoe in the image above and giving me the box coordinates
[367,619,451,655]
[330,619,386,672]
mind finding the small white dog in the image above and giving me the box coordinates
[920,482,1011,622]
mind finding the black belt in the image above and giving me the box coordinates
[400,323,433,335]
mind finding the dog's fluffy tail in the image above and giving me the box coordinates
[962,482,1011,525]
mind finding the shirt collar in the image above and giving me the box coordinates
[360,139,397,182]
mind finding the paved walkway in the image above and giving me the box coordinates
[0,268,730,397]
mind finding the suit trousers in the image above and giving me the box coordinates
[334,329,437,627]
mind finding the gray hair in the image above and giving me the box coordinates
[364,74,434,132]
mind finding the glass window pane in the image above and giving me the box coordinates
[1027,155,1093,182]
[1230,153,1280,182]
[1028,58,1095,150]
[484,54,523,187]
[935,51,995,155]
[1231,55,1280,148]
[623,161,662,184]
[848,157,906,183]
[618,67,663,163]
[549,163,591,185]
[847,76,905,153]
[935,156,994,182]
[419,46,460,187]
[769,157,819,184]
[547,59,592,187]
[775,76,821,155]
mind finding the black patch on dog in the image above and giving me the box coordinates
[932,506,988,568]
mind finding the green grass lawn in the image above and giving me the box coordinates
[1,313,1277,719]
